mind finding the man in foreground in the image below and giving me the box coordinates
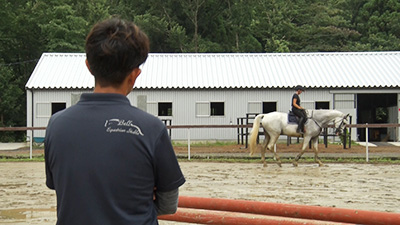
[44,17,185,225]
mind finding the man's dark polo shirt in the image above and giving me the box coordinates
[45,93,185,225]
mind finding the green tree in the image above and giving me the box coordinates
[134,13,190,52]
[0,62,25,141]
[346,0,400,50]
[250,0,297,52]
[287,0,360,52]
[0,1,42,141]
[36,1,88,52]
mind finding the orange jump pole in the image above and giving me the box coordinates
[177,196,400,225]
[159,208,353,225]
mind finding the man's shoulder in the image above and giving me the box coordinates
[48,105,74,121]
[123,106,166,127]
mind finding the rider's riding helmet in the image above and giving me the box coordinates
[294,85,305,91]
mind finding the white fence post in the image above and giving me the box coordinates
[29,130,33,160]
[187,128,191,160]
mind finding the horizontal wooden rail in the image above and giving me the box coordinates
[174,196,400,225]
[158,208,352,225]
[2,123,400,131]
[167,124,252,129]
[346,123,400,128]
[0,127,46,131]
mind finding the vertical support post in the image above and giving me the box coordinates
[237,118,240,144]
[188,128,191,160]
[365,124,369,162]
[245,114,249,148]
[241,118,244,145]
[169,119,172,138]
[343,128,347,149]
[349,116,352,148]
[29,129,33,160]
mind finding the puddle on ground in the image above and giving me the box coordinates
[0,208,55,220]
[0,209,26,220]
[0,183,27,188]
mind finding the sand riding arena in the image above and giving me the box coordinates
[0,143,399,224]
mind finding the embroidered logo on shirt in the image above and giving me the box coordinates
[104,119,144,136]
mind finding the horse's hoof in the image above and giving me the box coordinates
[277,162,282,167]
[263,163,268,167]
[292,162,298,167]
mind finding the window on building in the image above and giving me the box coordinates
[36,103,50,117]
[51,103,66,115]
[158,102,172,116]
[211,102,224,116]
[263,102,277,113]
[195,102,225,117]
[315,101,330,109]
[196,102,210,117]
[248,102,262,113]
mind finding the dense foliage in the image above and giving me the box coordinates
[1,0,400,141]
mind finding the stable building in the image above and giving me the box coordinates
[26,52,400,142]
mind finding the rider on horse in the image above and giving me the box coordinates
[292,85,307,134]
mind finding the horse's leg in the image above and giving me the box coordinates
[312,137,323,167]
[293,135,312,167]
[267,134,282,167]
[261,131,270,167]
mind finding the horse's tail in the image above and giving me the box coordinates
[249,114,264,156]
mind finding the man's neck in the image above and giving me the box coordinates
[93,86,129,96]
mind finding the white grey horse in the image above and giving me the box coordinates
[249,110,349,167]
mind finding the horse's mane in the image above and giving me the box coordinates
[311,109,345,125]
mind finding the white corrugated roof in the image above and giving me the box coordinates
[25,52,400,89]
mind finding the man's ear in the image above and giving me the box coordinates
[130,68,141,82]
[133,68,141,79]
[127,68,141,86]
[85,59,94,75]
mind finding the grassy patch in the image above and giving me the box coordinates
[1,152,399,164]
[172,141,237,147]
[0,155,44,162]
[177,155,400,164]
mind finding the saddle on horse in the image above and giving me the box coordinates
[288,111,308,124]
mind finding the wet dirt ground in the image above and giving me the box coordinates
[0,143,399,224]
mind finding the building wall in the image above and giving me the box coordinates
[28,89,92,138]
[132,88,354,141]
[28,88,364,141]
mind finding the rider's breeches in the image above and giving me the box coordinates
[292,108,307,130]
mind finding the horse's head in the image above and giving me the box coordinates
[334,113,350,135]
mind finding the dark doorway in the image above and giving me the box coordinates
[158,102,173,116]
[51,103,66,115]
[263,102,277,113]
[210,102,224,116]
[315,101,330,109]
[357,93,397,141]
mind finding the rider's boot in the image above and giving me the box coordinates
[297,117,305,134]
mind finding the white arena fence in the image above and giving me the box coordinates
[0,124,399,161]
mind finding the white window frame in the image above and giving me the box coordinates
[196,101,210,117]
[248,101,262,113]
[36,102,51,118]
